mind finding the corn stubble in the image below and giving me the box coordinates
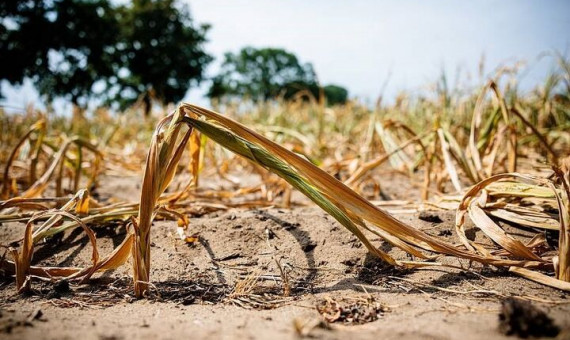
[1,58,570,297]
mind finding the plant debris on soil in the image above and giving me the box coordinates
[1,204,570,339]
[316,296,389,325]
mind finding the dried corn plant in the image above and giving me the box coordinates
[2,190,135,293]
[127,103,569,297]
[456,159,570,289]
[1,122,104,200]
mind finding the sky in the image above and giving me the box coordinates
[2,0,570,112]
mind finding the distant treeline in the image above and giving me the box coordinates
[0,0,348,114]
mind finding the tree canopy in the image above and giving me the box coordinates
[0,0,54,86]
[1,0,212,112]
[109,0,212,113]
[1,0,119,106]
[322,84,349,105]
[208,47,317,101]
[40,0,119,106]
[208,47,348,105]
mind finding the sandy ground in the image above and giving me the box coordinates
[1,174,570,340]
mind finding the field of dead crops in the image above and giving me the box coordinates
[1,60,570,339]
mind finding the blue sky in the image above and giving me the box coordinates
[2,0,569,112]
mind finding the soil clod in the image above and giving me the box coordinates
[498,297,560,338]
[418,211,443,223]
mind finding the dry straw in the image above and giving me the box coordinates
[1,79,569,296]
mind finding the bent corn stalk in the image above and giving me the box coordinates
[131,103,565,297]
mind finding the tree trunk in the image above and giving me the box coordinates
[143,94,152,118]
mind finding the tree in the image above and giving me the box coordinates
[109,0,212,115]
[38,0,119,107]
[280,82,349,105]
[1,0,118,107]
[323,84,348,105]
[208,47,349,105]
[0,0,53,86]
[208,47,317,101]
[1,0,213,114]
